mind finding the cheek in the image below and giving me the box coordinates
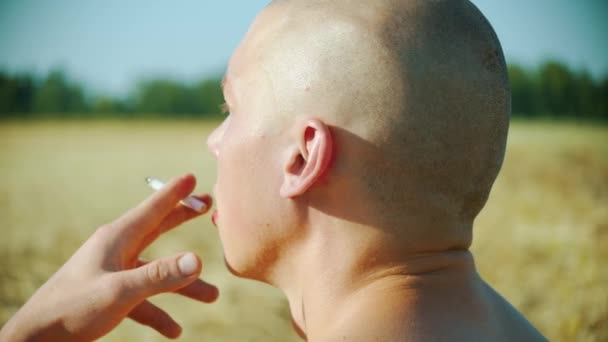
[214,138,283,267]
[216,127,282,222]
[216,141,266,222]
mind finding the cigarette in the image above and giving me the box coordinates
[145,177,206,213]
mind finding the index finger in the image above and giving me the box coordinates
[113,174,198,237]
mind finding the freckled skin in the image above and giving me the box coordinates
[208,0,546,341]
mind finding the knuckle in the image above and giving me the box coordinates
[146,262,171,283]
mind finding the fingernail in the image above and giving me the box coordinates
[178,253,198,276]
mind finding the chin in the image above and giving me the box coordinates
[223,255,243,276]
[222,253,272,284]
[223,254,255,278]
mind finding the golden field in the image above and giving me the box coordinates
[0,120,606,341]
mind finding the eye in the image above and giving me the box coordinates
[219,102,230,115]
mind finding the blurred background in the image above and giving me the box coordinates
[1,0,606,341]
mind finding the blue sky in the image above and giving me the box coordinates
[1,0,606,95]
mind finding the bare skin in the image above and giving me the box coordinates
[209,0,547,341]
[1,0,547,341]
[0,175,218,341]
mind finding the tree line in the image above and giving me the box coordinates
[1,60,607,120]
[509,61,607,120]
[0,70,225,119]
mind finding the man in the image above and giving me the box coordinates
[0,0,546,341]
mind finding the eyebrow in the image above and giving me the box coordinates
[221,76,229,94]
[221,76,233,112]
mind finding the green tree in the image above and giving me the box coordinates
[0,71,35,117]
[574,71,598,119]
[92,96,130,117]
[33,69,88,115]
[133,77,224,117]
[134,79,193,116]
[192,78,224,117]
[600,78,608,120]
[537,61,578,118]
[508,64,538,117]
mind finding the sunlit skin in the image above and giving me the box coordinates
[0,0,547,341]
[208,0,546,340]
[0,175,218,341]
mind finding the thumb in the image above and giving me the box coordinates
[120,252,202,298]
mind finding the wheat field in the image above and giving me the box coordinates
[0,120,606,341]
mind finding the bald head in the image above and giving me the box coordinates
[228,0,509,248]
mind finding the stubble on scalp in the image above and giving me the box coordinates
[254,0,510,246]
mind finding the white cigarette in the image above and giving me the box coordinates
[145,177,206,212]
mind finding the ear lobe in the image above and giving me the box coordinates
[280,120,333,198]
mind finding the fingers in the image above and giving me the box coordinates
[158,194,213,234]
[135,258,219,303]
[113,174,197,238]
[135,195,212,255]
[128,300,182,339]
[118,252,202,299]
[174,278,219,303]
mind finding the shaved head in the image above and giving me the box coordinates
[211,4,546,339]
[224,0,509,251]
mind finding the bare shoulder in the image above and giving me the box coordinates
[479,281,548,342]
[325,281,546,342]
[332,317,545,342]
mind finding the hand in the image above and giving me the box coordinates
[0,174,217,341]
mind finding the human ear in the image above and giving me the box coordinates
[280,119,333,198]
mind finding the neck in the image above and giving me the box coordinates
[272,221,478,341]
